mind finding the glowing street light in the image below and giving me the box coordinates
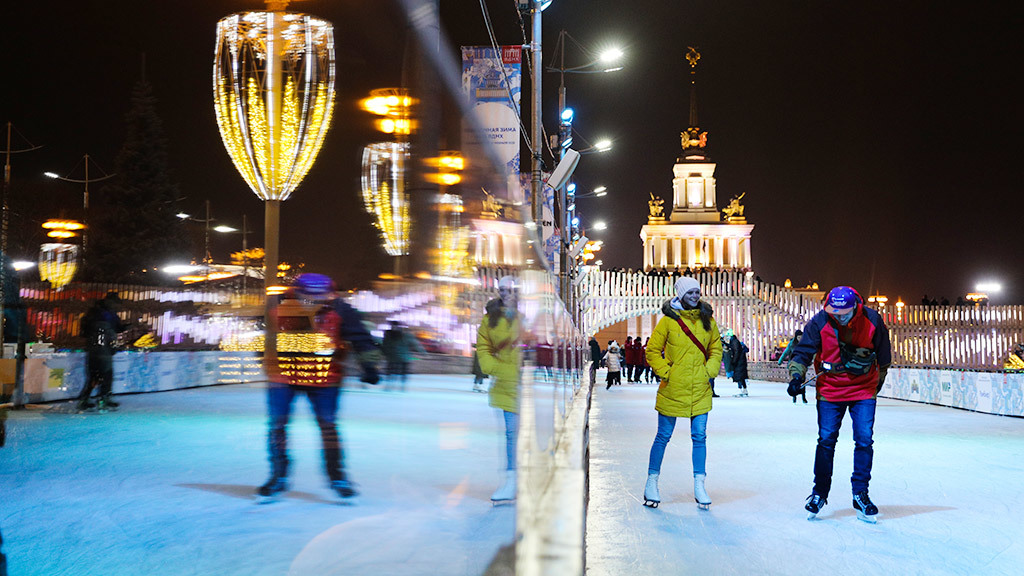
[43,154,115,253]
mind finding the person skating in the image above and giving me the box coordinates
[257,273,380,503]
[643,276,722,509]
[381,321,422,392]
[725,329,750,397]
[603,342,622,389]
[787,286,891,523]
[76,292,126,412]
[588,336,602,388]
[622,336,636,383]
[476,276,522,505]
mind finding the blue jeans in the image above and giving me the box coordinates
[267,385,344,482]
[648,412,707,476]
[503,410,519,471]
[813,397,876,497]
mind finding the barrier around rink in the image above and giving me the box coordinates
[2,351,264,403]
[747,361,1024,417]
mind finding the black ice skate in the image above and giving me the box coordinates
[255,477,289,504]
[805,493,827,520]
[331,480,359,501]
[852,490,878,523]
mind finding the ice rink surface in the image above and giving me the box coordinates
[3,375,1022,576]
[1,376,516,576]
[586,379,1024,576]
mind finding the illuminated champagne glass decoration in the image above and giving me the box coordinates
[38,220,84,290]
[361,142,410,257]
[360,89,416,270]
[38,244,79,290]
[213,1,335,352]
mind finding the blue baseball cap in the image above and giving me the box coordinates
[824,286,859,314]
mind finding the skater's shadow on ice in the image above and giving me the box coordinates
[828,504,955,521]
[177,483,336,504]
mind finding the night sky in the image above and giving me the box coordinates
[2,1,1021,303]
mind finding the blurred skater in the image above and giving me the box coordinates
[476,276,522,504]
[76,292,125,411]
[381,321,422,392]
[257,273,380,503]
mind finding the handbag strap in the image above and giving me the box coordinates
[674,317,709,360]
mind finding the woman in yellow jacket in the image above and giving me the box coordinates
[643,276,722,509]
[476,276,522,504]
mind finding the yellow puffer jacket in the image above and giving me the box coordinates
[476,298,521,413]
[645,300,722,418]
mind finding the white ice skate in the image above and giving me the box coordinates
[491,470,516,506]
[694,473,711,510]
[643,473,660,508]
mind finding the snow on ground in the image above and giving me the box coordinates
[585,378,1024,576]
[1,376,515,576]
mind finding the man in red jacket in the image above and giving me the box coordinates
[787,286,891,523]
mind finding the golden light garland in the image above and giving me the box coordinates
[213,10,335,201]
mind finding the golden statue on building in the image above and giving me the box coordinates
[648,192,666,222]
[480,188,505,220]
[721,192,746,222]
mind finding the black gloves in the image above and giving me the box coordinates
[876,367,888,394]
[360,364,380,385]
[787,375,804,397]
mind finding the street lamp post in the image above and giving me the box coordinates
[214,3,336,365]
[214,213,252,294]
[44,154,115,256]
[548,29,622,310]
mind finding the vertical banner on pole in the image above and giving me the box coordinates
[461,46,522,204]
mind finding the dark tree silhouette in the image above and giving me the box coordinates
[82,79,190,283]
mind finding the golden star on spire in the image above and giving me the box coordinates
[686,47,701,68]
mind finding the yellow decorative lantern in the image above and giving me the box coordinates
[38,243,79,290]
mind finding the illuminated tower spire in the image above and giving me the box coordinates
[687,46,700,129]
[679,47,709,160]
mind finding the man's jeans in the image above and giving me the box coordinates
[267,385,344,482]
[648,412,708,476]
[813,397,876,497]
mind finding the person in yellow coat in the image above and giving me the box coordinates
[476,275,522,504]
[642,276,722,509]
